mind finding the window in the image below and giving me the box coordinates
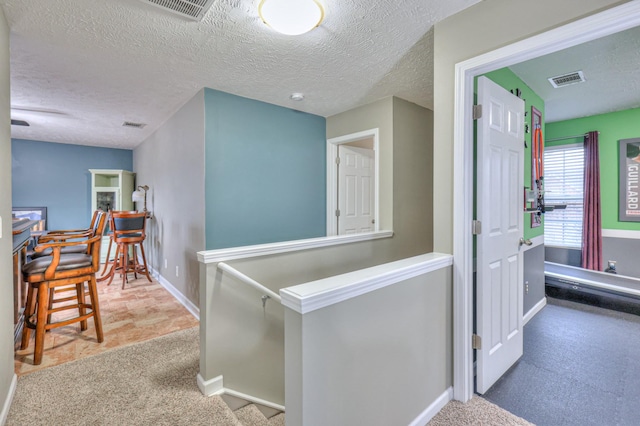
[543,144,584,248]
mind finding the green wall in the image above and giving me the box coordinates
[546,107,640,231]
[481,68,546,240]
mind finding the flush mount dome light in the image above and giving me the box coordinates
[259,0,324,36]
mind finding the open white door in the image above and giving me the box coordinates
[338,145,375,234]
[476,76,525,394]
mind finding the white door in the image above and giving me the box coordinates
[338,145,375,234]
[476,76,525,394]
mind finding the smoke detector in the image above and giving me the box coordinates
[548,71,586,88]
[138,0,215,21]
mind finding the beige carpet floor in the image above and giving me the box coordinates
[428,397,534,425]
[8,326,533,425]
[7,327,240,426]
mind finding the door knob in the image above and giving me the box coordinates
[519,238,533,246]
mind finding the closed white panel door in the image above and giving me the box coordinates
[476,76,525,394]
[338,145,375,235]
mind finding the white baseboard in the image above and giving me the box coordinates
[196,375,285,412]
[197,373,224,396]
[602,229,640,239]
[223,388,285,412]
[149,267,200,321]
[524,297,547,326]
[409,387,453,426]
[1,374,17,425]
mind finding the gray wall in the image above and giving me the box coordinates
[0,7,14,421]
[285,268,452,426]
[327,97,394,231]
[327,96,434,252]
[432,0,628,254]
[545,246,582,267]
[200,97,435,404]
[603,237,640,278]
[545,238,640,278]
[393,97,434,255]
[524,244,545,315]
[133,90,206,305]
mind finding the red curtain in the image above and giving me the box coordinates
[581,131,602,270]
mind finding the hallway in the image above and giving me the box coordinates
[483,297,640,426]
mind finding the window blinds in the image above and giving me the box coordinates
[543,144,584,248]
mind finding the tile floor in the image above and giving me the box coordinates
[15,271,199,376]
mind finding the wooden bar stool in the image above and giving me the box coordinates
[21,212,107,365]
[98,210,137,282]
[29,210,106,325]
[107,211,152,289]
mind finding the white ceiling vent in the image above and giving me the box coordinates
[548,71,586,88]
[138,0,215,21]
[123,121,147,129]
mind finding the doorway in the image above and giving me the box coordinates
[453,2,640,402]
[326,129,380,236]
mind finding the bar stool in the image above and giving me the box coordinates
[108,211,152,289]
[98,210,136,282]
[30,210,106,324]
[21,212,107,365]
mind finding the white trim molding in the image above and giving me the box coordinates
[197,231,393,264]
[1,374,17,425]
[522,235,544,251]
[523,297,547,326]
[223,388,285,412]
[452,1,640,403]
[602,229,640,240]
[326,128,380,236]
[195,375,285,412]
[408,387,453,426]
[150,267,200,320]
[280,253,453,314]
[197,373,224,396]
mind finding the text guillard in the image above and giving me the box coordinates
[628,163,639,213]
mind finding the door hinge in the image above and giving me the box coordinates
[472,334,482,350]
[335,209,340,217]
[473,104,483,120]
[336,156,341,165]
[472,220,482,235]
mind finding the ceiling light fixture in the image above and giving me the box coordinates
[258,0,324,36]
[290,93,305,101]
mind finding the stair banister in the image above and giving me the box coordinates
[217,262,282,303]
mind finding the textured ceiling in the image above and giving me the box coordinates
[1,0,481,149]
[510,25,640,123]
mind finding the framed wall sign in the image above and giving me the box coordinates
[619,138,640,222]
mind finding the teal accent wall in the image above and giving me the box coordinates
[480,68,546,240]
[204,89,326,250]
[546,107,640,231]
[12,139,133,230]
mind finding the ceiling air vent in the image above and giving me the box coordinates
[138,0,215,21]
[548,71,586,88]
[123,121,147,129]
[11,119,30,126]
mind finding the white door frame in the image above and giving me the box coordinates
[452,2,640,402]
[326,128,380,236]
